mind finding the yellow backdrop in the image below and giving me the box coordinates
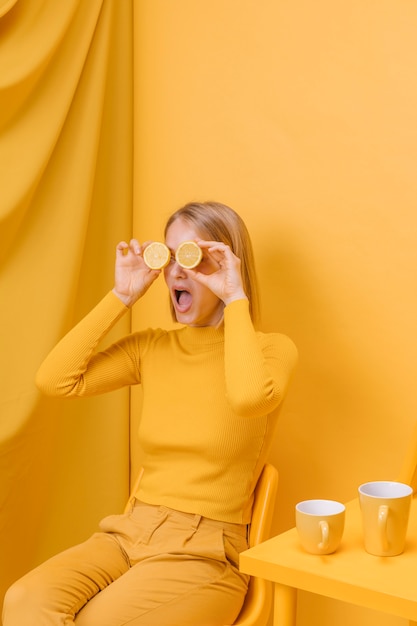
[1,1,417,625]
[0,0,133,614]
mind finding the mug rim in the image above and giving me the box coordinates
[358,480,413,498]
[296,499,345,515]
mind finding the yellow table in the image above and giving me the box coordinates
[239,497,417,626]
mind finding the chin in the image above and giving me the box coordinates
[174,310,193,325]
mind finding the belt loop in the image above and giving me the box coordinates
[191,514,202,532]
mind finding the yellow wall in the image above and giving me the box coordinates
[132,1,417,624]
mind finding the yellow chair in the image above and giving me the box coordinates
[398,420,417,491]
[229,463,279,626]
[125,463,279,626]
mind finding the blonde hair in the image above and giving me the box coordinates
[165,201,260,323]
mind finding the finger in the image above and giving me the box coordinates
[209,245,233,258]
[129,239,142,255]
[116,241,129,256]
[140,240,157,251]
[199,241,234,262]
[196,240,223,250]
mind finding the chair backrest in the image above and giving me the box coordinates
[124,463,279,626]
[230,463,279,626]
[248,463,279,547]
[398,421,417,492]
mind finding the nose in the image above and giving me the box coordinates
[167,258,187,279]
[173,260,187,278]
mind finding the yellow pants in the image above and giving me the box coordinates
[3,500,249,626]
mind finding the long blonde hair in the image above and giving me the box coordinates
[165,201,260,323]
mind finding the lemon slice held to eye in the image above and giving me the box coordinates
[143,242,170,269]
[175,241,203,269]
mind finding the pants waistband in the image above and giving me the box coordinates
[133,499,248,537]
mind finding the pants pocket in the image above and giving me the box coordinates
[222,530,248,569]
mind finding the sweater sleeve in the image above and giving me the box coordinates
[223,299,298,418]
[35,291,141,398]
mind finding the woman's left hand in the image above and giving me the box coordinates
[190,240,248,305]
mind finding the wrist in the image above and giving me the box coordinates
[223,292,248,307]
[112,288,137,308]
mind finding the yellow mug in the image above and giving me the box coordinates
[295,499,345,555]
[358,481,413,556]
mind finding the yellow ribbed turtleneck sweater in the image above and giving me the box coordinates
[36,292,298,524]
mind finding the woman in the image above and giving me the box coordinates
[3,201,297,626]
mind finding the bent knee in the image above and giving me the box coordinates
[3,576,49,624]
[4,578,27,605]
[3,579,29,622]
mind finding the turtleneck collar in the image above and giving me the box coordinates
[175,322,225,349]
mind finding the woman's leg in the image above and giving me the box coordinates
[76,550,246,626]
[4,503,249,626]
[75,504,249,626]
[2,532,129,626]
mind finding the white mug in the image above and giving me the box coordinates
[358,481,413,556]
[296,499,345,555]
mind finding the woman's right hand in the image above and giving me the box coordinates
[112,239,161,307]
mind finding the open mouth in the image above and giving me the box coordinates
[174,289,192,311]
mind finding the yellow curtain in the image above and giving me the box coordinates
[0,0,133,609]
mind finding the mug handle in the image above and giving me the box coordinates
[378,504,389,552]
[318,520,329,550]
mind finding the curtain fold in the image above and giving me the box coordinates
[0,0,133,610]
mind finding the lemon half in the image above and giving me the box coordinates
[175,241,203,269]
[143,242,170,269]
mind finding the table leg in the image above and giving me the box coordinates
[273,583,297,626]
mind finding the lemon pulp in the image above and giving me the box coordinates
[175,241,203,269]
[143,242,170,269]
